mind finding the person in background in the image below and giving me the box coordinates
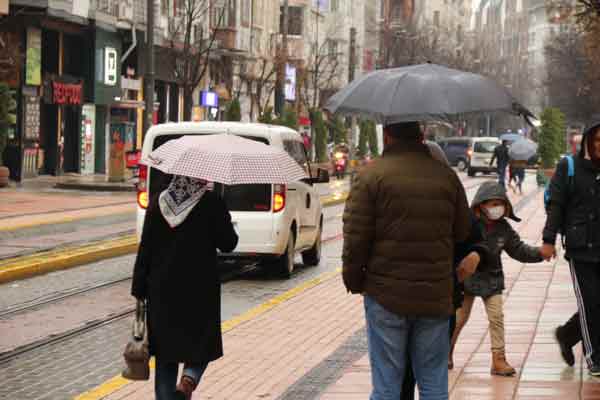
[490,140,510,188]
[131,175,238,400]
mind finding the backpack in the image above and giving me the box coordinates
[543,155,575,233]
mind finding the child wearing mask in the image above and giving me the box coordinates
[449,181,544,376]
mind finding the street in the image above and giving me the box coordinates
[0,171,572,400]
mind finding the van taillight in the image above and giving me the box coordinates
[137,164,149,209]
[273,184,286,213]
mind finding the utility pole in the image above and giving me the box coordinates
[348,27,357,180]
[143,0,155,139]
[275,0,288,116]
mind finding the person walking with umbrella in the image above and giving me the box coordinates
[131,174,238,400]
[490,140,510,188]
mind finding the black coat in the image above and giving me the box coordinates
[543,121,600,262]
[131,191,238,364]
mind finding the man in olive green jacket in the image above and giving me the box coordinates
[342,122,471,400]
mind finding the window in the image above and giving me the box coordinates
[253,0,264,26]
[328,40,338,59]
[433,10,440,27]
[211,0,229,28]
[331,0,339,12]
[283,140,308,167]
[281,6,304,36]
[241,0,250,26]
[474,141,497,153]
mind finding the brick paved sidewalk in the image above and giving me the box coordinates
[74,187,600,400]
[322,191,600,400]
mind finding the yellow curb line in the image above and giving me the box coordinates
[0,193,349,285]
[0,237,138,284]
[73,267,343,400]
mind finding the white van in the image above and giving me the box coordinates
[437,136,500,176]
[136,122,329,278]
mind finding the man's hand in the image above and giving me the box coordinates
[457,252,481,282]
[540,244,556,261]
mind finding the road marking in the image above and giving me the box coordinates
[74,267,343,400]
[0,194,349,284]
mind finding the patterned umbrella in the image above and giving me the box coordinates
[140,135,307,185]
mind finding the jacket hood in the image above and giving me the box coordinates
[580,118,600,159]
[471,181,521,222]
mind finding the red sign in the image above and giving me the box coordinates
[299,116,311,126]
[126,150,141,169]
[52,81,82,105]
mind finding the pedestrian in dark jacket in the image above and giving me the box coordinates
[490,141,510,188]
[343,122,471,400]
[450,182,543,376]
[542,119,600,376]
[400,143,488,400]
[131,175,238,400]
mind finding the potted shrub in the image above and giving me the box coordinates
[537,107,566,183]
[0,83,15,187]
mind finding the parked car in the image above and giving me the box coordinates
[437,136,500,176]
[136,122,329,278]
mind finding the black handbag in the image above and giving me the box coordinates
[122,299,150,381]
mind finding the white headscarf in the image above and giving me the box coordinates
[159,175,208,228]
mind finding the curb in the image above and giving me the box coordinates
[0,236,138,284]
[54,182,136,192]
[0,193,349,285]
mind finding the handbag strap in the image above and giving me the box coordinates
[132,299,146,340]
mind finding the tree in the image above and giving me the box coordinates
[309,109,329,162]
[224,97,241,121]
[544,27,600,124]
[167,0,230,121]
[328,116,347,145]
[273,106,298,131]
[357,120,370,158]
[367,121,380,157]
[538,108,566,169]
[258,106,274,124]
[0,82,16,165]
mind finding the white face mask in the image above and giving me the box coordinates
[484,205,505,221]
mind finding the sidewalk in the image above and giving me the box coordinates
[75,188,600,400]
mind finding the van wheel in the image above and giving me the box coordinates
[467,168,476,177]
[457,159,468,171]
[278,231,296,278]
[302,224,322,267]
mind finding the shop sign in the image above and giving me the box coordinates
[24,96,41,140]
[201,91,219,108]
[121,76,141,91]
[51,81,83,105]
[284,64,296,101]
[80,105,96,175]
[26,28,42,86]
[104,47,118,86]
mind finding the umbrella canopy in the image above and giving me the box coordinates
[324,63,534,125]
[140,135,307,185]
[499,133,524,142]
[508,138,538,161]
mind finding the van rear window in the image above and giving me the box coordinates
[149,133,271,212]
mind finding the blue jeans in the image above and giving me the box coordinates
[155,358,208,400]
[364,296,449,400]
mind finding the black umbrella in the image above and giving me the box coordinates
[324,63,534,125]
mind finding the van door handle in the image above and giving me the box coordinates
[306,194,311,209]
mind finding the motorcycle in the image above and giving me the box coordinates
[334,152,347,180]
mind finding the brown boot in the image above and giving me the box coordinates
[491,351,516,376]
[176,375,198,400]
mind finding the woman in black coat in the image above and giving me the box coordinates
[131,175,238,400]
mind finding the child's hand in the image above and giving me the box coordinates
[540,244,556,261]
[457,252,481,282]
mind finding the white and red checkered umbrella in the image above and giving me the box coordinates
[140,135,308,185]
